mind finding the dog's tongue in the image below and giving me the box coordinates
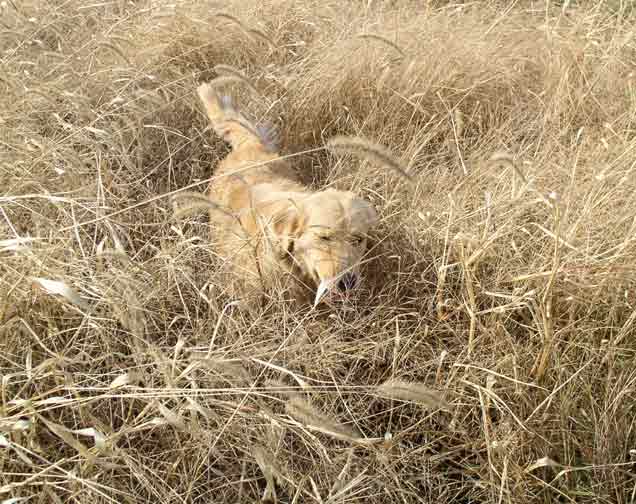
[313,278,336,308]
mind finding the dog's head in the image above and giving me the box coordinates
[270,189,378,296]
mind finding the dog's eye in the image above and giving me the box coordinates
[320,236,332,242]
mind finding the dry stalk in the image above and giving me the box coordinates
[532,195,562,381]
[459,239,478,356]
[357,33,405,57]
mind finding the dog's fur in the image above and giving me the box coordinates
[197,83,378,304]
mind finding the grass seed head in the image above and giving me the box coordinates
[376,379,450,410]
[327,135,413,182]
[357,33,406,57]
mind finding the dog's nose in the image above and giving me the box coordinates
[337,272,357,292]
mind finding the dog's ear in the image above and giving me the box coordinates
[337,190,379,230]
[351,197,379,230]
[271,201,304,256]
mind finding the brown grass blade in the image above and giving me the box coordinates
[38,416,93,459]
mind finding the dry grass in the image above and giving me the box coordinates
[2,0,636,502]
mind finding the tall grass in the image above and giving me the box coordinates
[1,0,636,502]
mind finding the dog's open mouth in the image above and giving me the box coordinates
[313,277,354,307]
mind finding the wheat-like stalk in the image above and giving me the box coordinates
[487,151,555,206]
[285,395,361,442]
[214,12,246,29]
[171,191,235,220]
[327,135,413,181]
[357,33,405,57]
[376,379,450,410]
[213,13,275,48]
[214,64,250,81]
[252,445,278,502]
[247,28,276,48]
[489,151,528,185]
[194,358,251,384]
[206,74,258,95]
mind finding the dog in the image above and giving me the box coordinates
[197,82,379,305]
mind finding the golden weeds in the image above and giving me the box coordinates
[2,1,633,502]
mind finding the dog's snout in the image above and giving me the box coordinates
[337,272,357,292]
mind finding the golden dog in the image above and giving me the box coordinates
[197,82,378,304]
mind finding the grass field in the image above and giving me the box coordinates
[2,0,636,502]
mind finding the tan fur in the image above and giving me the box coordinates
[197,83,378,304]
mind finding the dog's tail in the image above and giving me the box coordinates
[197,82,275,150]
